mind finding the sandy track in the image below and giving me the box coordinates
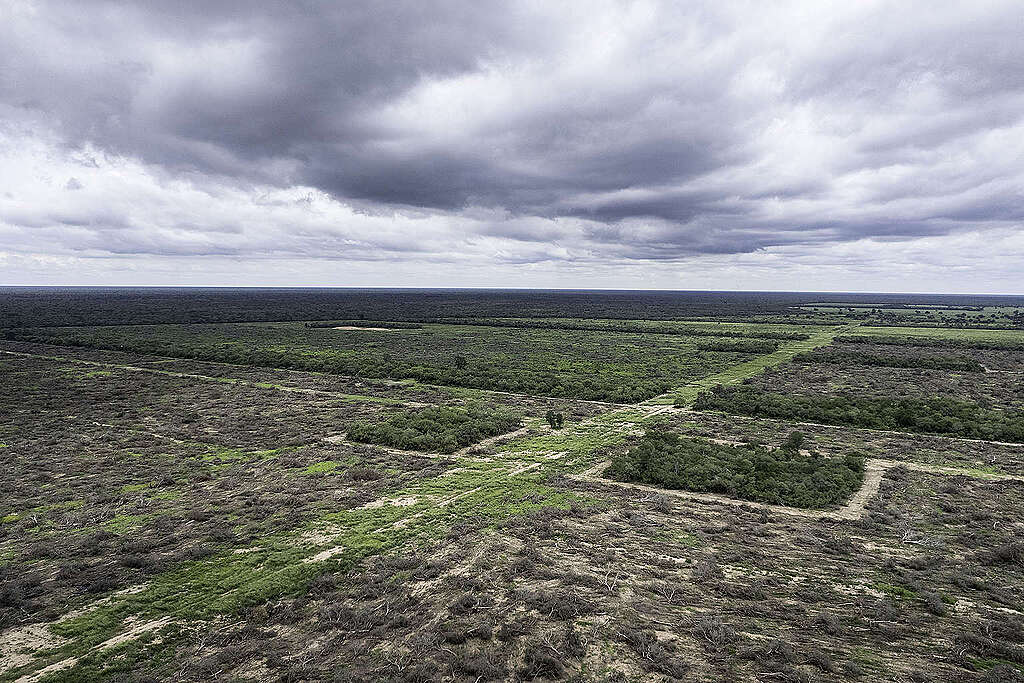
[15,617,174,683]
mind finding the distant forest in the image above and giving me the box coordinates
[2,288,1023,328]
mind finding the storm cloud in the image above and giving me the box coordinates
[1,0,1022,290]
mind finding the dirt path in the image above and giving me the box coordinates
[14,617,174,683]
[454,424,538,456]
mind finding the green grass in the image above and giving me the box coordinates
[103,514,157,535]
[301,460,345,474]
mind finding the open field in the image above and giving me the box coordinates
[3,291,1024,682]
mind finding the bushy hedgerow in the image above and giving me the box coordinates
[346,405,521,453]
[304,321,423,329]
[692,385,1024,443]
[606,428,864,509]
[793,350,984,372]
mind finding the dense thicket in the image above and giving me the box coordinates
[606,428,864,509]
[836,335,1024,352]
[793,350,985,372]
[305,321,424,329]
[692,385,1024,442]
[421,318,808,340]
[3,287,1019,328]
[346,405,521,453]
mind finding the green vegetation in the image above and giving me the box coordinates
[794,349,985,372]
[693,385,1024,442]
[10,322,770,402]
[347,405,522,453]
[419,317,811,340]
[606,428,864,509]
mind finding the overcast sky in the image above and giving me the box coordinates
[2,1,1022,292]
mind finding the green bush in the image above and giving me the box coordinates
[346,405,521,453]
[606,428,864,509]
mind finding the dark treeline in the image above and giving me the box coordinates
[605,428,864,509]
[305,321,424,329]
[346,405,521,453]
[836,334,1024,351]
[412,318,809,340]
[4,287,1022,328]
[868,315,1024,330]
[811,303,984,310]
[692,385,1024,443]
[793,350,985,372]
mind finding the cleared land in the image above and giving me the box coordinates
[3,294,1024,682]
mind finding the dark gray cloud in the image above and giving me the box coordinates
[1,0,1023,289]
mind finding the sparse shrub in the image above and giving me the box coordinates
[690,614,737,651]
[922,591,948,617]
[437,616,493,644]
[691,558,723,584]
[979,541,1024,567]
[497,614,537,641]
[518,647,565,680]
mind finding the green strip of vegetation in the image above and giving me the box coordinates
[693,385,1024,443]
[606,428,864,509]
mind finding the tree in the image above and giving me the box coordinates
[545,410,565,429]
[782,431,805,452]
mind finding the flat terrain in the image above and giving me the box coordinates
[2,291,1024,682]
